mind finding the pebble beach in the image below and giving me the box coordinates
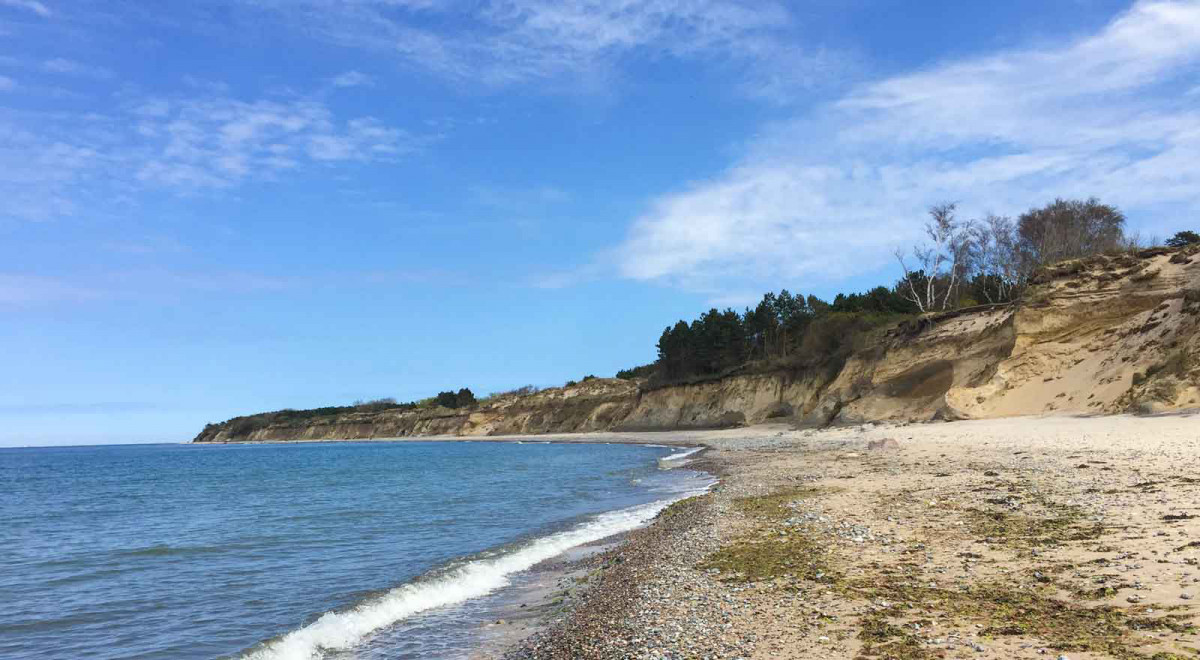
[489,414,1200,659]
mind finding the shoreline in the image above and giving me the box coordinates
[493,414,1200,659]
[189,414,1200,657]
[236,440,716,660]
[188,429,725,448]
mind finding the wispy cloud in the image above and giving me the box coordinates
[0,265,482,306]
[0,274,105,304]
[0,0,51,18]
[612,0,1200,294]
[0,84,423,220]
[471,184,570,210]
[242,0,831,94]
[0,74,13,91]
[99,236,188,255]
[330,70,373,88]
[129,96,414,187]
[41,57,114,79]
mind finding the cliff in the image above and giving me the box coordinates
[193,244,1200,443]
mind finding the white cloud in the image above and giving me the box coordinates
[0,0,51,17]
[613,0,1200,293]
[0,87,421,220]
[330,70,373,88]
[0,274,102,304]
[471,184,570,210]
[41,58,114,79]
[244,0,828,92]
[130,98,414,188]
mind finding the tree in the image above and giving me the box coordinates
[895,203,976,312]
[656,321,693,380]
[742,294,777,361]
[967,214,1025,303]
[433,388,475,409]
[1166,230,1200,248]
[1016,197,1125,266]
[615,364,655,380]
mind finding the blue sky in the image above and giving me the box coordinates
[3,0,1199,446]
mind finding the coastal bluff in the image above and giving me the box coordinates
[194,245,1200,443]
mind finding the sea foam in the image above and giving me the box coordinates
[659,446,703,464]
[241,490,702,660]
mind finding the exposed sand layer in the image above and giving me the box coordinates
[196,245,1200,444]
[495,414,1200,659]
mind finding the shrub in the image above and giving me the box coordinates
[1166,230,1200,248]
[434,388,476,409]
[616,363,657,380]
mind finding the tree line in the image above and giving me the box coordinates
[645,197,1198,385]
[893,197,1134,312]
[207,197,1197,435]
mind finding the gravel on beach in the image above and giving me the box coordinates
[495,414,1200,660]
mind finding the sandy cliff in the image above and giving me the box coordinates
[193,245,1200,443]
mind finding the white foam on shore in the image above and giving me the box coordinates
[660,446,703,463]
[240,495,697,660]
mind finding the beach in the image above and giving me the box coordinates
[488,414,1200,659]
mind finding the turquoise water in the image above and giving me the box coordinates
[0,441,709,659]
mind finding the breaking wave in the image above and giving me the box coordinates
[240,490,703,660]
[659,446,704,465]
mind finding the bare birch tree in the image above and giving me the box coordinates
[895,203,976,312]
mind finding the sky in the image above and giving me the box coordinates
[2,0,1199,446]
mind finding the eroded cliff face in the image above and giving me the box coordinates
[192,378,642,442]
[194,246,1200,443]
[950,245,1200,417]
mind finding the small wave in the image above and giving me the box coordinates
[119,543,228,558]
[659,446,704,465]
[240,494,702,660]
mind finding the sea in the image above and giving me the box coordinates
[0,440,711,660]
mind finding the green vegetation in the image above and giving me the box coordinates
[1167,230,1200,248]
[652,290,915,385]
[480,385,540,403]
[702,527,835,584]
[202,389,478,438]
[434,388,476,409]
[702,487,839,585]
[849,575,1195,659]
[706,484,1195,660]
[642,196,1149,386]
[615,363,656,380]
[205,196,1183,436]
[564,374,597,387]
[732,485,836,520]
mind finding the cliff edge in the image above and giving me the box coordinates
[194,245,1200,443]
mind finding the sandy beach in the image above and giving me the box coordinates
[487,413,1200,659]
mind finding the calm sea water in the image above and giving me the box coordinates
[0,441,710,660]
